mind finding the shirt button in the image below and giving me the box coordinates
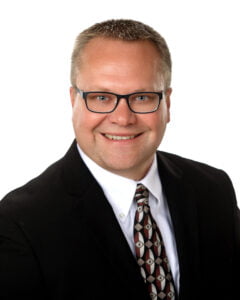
[119,213,125,219]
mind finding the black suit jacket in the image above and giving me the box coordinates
[0,141,239,300]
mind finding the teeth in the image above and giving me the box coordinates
[105,134,136,140]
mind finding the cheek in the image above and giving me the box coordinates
[144,112,163,130]
[72,103,104,135]
[144,110,168,140]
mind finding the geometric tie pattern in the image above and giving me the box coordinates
[133,184,176,300]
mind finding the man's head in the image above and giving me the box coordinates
[70,19,172,180]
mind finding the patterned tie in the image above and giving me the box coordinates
[133,184,176,300]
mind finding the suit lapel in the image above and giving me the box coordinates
[157,152,200,299]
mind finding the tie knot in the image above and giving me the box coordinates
[134,184,149,206]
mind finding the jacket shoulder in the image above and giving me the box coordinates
[0,156,68,221]
[157,151,236,196]
[158,151,229,178]
[0,141,96,221]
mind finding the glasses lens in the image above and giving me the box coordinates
[129,93,160,113]
[86,92,117,113]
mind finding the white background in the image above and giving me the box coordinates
[0,0,239,205]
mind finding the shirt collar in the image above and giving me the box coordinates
[139,155,163,204]
[77,144,162,220]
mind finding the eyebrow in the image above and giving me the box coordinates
[81,87,159,93]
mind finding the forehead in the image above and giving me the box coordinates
[78,38,162,78]
[79,37,161,66]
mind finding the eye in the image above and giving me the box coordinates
[88,93,113,102]
[96,95,109,101]
[135,94,149,101]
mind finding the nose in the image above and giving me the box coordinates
[108,98,136,126]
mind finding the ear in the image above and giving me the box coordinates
[70,86,76,107]
[165,88,172,122]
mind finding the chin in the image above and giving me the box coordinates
[101,158,148,180]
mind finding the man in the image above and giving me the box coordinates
[0,19,239,300]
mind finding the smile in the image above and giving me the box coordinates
[104,134,138,140]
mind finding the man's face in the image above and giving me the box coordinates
[70,38,171,180]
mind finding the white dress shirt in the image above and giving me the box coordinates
[77,145,180,292]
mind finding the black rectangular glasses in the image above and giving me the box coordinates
[74,87,164,114]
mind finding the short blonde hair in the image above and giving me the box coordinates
[71,19,172,88]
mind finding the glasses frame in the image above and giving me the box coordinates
[74,87,164,114]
